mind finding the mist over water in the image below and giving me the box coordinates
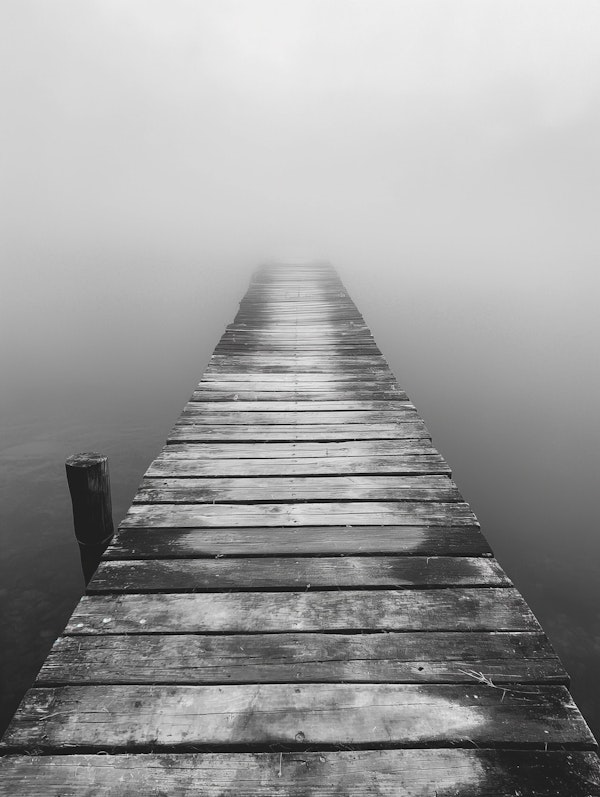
[1,0,599,735]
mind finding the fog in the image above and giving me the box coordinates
[1,0,600,733]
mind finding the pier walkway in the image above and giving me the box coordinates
[1,262,599,794]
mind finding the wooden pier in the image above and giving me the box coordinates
[1,262,599,794]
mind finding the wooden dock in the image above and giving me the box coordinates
[1,262,599,794]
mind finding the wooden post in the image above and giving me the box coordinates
[65,452,114,585]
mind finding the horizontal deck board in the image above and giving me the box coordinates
[177,408,419,423]
[167,422,431,442]
[200,372,396,382]
[37,631,566,685]
[159,440,438,457]
[120,501,478,528]
[87,556,509,592]
[106,525,491,558]
[134,475,461,503]
[2,684,593,751]
[183,400,415,412]
[191,390,409,401]
[145,455,451,477]
[1,750,599,795]
[64,589,538,634]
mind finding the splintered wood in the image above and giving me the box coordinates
[1,262,598,795]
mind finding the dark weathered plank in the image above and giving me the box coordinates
[134,475,461,503]
[120,501,477,528]
[65,589,538,633]
[106,525,490,558]
[2,684,594,750]
[38,631,566,685]
[87,556,509,592]
[2,750,599,796]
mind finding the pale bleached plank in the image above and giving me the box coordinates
[64,589,537,634]
[167,422,431,442]
[191,389,408,401]
[157,440,438,459]
[120,501,477,528]
[177,407,418,423]
[200,372,396,383]
[1,684,594,750]
[182,400,414,412]
[2,750,599,796]
[133,475,460,503]
[145,454,450,477]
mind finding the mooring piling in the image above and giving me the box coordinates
[65,452,114,584]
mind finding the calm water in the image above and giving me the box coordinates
[1,258,599,739]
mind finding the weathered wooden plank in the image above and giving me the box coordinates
[157,440,438,459]
[177,407,419,423]
[2,750,599,796]
[106,525,490,558]
[191,389,409,401]
[2,684,594,750]
[37,631,567,685]
[87,556,509,592]
[194,381,400,392]
[219,331,377,339]
[145,455,450,477]
[167,422,431,442]
[215,343,383,353]
[120,501,477,528]
[206,355,391,370]
[64,589,537,633]
[183,400,415,412]
[201,372,396,383]
[134,475,461,503]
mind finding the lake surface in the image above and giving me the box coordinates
[1,258,599,739]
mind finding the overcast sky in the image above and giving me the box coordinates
[2,0,600,261]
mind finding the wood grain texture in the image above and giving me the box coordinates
[38,631,567,685]
[64,589,538,634]
[120,501,478,528]
[181,400,418,412]
[105,525,491,558]
[156,440,440,459]
[177,407,419,423]
[2,750,599,796]
[134,475,460,503]
[190,389,409,402]
[2,684,594,750]
[87,556,509,592]
[167,422,431,442]
[145,454,451,477]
